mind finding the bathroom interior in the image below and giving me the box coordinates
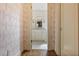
[31,3,48,50]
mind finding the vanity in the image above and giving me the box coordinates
[32,28,47,41]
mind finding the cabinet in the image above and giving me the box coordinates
[32,29,47,41]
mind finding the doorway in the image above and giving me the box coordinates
[31,3,48,50]
[22,3,58,55]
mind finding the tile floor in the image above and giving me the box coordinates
[32,40,48,50]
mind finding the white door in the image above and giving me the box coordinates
[61,4,78,56]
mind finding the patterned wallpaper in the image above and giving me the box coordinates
[0,4,21,56]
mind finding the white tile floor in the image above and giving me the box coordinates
[32,40,48,50]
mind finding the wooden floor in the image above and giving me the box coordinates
[22,49,57,56]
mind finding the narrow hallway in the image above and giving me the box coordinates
[0,3,79,56]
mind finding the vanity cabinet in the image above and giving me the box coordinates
[32,29,47,41]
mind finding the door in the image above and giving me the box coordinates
[61,4,78,56]
[22,4,32,50]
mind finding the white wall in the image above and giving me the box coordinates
[0,4,21,56]
[32,3,47,11]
